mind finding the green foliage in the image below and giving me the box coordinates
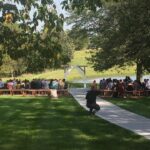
[0,54,26,77]
[0,0,73,75]
[0,50,137,81]
[0,54,16,76]
[66,0,150,80]
[68,28,89,50]
[59,32,75,65]
[61,0,102,12]
[90,0,150,74]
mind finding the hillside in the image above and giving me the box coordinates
[3,50,136,81]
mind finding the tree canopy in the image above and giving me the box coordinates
[0,0,74,76]
[0,0,150,79]
[61,0,102,12]
[65,0,150,80]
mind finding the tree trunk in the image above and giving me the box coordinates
[136,61,143,81]
[11,70,14,78]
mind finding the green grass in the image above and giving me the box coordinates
[68,83,91,88]
[106,97,150,118]
[2,50,136,81]
[70,50,136,79]
[0,96,150,150]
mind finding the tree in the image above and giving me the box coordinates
[68,28,89,50]
[59,32,75,65]
[0,54,26,77]
[90,0,150,80]
[61,0,102,12]
[0,0,73,75]
[64,0,150,80]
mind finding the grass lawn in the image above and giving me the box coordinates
[0,96,150,150]
[106,97,150,118]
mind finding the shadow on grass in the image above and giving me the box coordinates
[0,96,150,150]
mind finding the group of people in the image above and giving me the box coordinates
[0,78,68,90]
[0,76,149,116]
[86,76,150,115]
[91,76,150,97]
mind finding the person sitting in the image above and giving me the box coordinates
[0,79,4,89]
[85,86,100,115]
[146,79,150,90]
[117,80,125,97]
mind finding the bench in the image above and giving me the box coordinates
[99,89,147,98]
[0,89,12,95]
[57,89,69,96]
[0,89,68,97]
[125,90,145,97]
[133,90,145,96]
[145,90,150,96]
[98,89,113,97]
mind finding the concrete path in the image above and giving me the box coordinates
[69,88,150,140]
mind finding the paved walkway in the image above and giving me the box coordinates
[69,88,150,140]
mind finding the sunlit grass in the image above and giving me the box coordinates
[106,97,150,118]
[2,50,136,81]
[0,96,150,150]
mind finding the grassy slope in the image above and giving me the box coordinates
[0,96,150,150]
[2,50,136,81]
[69,50,136,79]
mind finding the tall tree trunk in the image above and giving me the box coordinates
[136,61,143,81]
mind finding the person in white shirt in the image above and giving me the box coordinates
[146,79,150,90]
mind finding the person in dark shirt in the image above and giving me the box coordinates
[86,86,100,115]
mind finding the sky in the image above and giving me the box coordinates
[54,0,71,30]
[2,0,71,30]
[55,0,66,15]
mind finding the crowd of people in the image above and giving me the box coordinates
[0,78,68,90]
[91,76,150,97]
[86,76,150,115]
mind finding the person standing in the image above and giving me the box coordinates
[0,79,4,89]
